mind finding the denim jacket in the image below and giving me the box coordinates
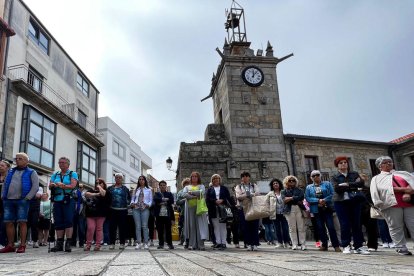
[305,181,334,214]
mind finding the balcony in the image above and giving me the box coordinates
[8,64,103,147]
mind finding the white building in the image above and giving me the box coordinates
[1,0,103,187]
[98,116,152,189]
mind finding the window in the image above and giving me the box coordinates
[76,73,89,97]
[411,156,414,171]
[77,110,87,128]
[369,159,380,177]
[28,20,49,54]
[77,142,97,185]
[130,155,140,171]
[113,140,125,159]
[27,66,43,93]
[304,155,319,172]
[20,105,56,168]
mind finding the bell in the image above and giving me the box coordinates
[225,13,239,29]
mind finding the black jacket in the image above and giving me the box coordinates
[206,185,235,219]
[331,171,364,202]
[153,191,175,221]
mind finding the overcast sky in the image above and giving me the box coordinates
[24,0,414,190]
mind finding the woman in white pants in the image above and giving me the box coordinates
[206,174,235,250]
[370,156,414,256]
[281,175,307,250]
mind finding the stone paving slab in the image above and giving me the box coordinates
[0,242,413,275]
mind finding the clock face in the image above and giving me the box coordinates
[241,66,264,87]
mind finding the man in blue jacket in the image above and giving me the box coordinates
[0,152,39,253]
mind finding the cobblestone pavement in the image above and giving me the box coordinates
[0,242,413,276]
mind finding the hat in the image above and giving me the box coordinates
[310,170,321,177]
[334,156,348,167]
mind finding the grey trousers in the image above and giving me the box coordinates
[381,206,414,249]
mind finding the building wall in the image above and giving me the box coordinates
[98,116,152,189]
[0,0,102,187]
[285,137,390,186]
[393,140,414,172]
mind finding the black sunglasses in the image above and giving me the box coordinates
[311,174,320,177]
[288,179,296,183]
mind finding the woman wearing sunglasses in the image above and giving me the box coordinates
[281,175,307,250]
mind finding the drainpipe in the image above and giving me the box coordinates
[289,138,297,176]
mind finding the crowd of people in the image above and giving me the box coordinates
[0,153,413,257]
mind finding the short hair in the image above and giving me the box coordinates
[210,174,221,184]
[282,175,299,188]
[190,171,202,184]
[181,178,190,187]
[0,160,11,168]
[269,178,283,191]
[16,152,29,161]
[240,171,251,178]
[334,156,348,167]
[159,180,167,186]
[114,173,124,178]
[59,157,70,165]
[375,156,393,169]
[310,170,321,177]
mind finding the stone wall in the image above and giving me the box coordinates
[392,139,414,172]
[285,135,390,186]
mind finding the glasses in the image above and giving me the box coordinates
[311,174,320,178]
[288,179,296,183]
[381,161,393,165]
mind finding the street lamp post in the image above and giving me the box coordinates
[166,157,175,172]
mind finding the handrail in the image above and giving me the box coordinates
[8,64,97,134]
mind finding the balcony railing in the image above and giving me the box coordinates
[8,64,97,135]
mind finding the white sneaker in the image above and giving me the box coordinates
[135,243,141,250]
[389,242,396,248]
[144,244,149,250]
[274,243,283,248]
[150,240,154,247]
[382,243,389,248]
[33,241,39,248]
[252,245,258,251]
[292,245,298,250]
[119,244,125,250]
[343,245,352,254]
[354,247,370,255]
[109,244,115,250]
[103,243,108,246]
[368,248,377,252]
[301,245,307,251]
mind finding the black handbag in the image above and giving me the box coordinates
[217,205,233,223]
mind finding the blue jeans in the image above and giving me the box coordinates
[334,200,364,248]
[132,208,150,244]
[314,208,340,248]
[263,223,276,242]
[3,199,30,222]
[72,213,86,246]
[273,214,291,244]
[377,219,392,243]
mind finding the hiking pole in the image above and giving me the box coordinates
[48,195,54,253]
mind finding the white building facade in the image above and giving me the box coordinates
[98,116,152,189]
[1,0,103,187]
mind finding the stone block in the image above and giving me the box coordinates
[232,128,258,137]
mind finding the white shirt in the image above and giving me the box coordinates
[214,186,221,200]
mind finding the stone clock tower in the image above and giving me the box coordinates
[177,1,293,187]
